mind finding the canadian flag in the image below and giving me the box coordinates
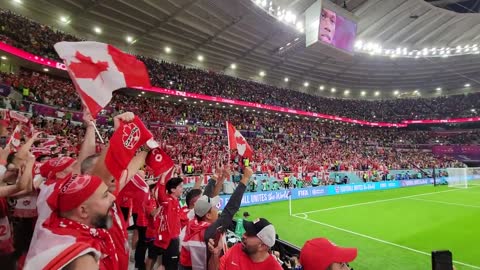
[226,121,253,159]
[54,41,151,117]
[8,125,22,150]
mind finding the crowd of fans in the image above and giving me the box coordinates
[0,7,472,270]
[0,69,470,175]
[1,9,480,122]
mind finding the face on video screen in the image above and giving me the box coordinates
[319,8,336,44]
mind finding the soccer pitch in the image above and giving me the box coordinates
[241,183,480,270]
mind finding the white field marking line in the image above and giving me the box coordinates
[293,215,480,270]
[409,198,480,209]
[296,188,467,215]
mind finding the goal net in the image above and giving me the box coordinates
[445,167,480,188]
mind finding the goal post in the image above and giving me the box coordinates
[445,167,480,188]
[446,167,468,189]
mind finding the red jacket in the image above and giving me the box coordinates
[153,183,181,249]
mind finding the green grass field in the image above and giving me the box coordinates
[240,182,480,270]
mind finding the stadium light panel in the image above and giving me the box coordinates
[304,82,309,87]
[344,90,350,95]
[319,85,324,90]
[60,16,69,23]
[1,56,6,60]
[197,55,204,61]
[230,63,237,69]
[259,71,266,77]
[465,83,471,87]
[13,0,22,3]
[164,47,172,54]
[284,77,289,82]
[436,87,442,91]
[331,88,336,93]
[361,91,366,96]
[126,36,133,43]
[43,68,49,72]
[375,91,380,96]
[93,27,102,34]
[137,94,141,97]
[393,90,399,95]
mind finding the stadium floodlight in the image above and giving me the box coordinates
[284,77,289,82]
[259,71,266,77]
[230,63,237,69]
[43,68,49,72]
[169,81,173,85]
[138,94,141,97]
[354,40,363,49]
[164,46,172,54]
[197,55,204,61]
[60,16,69,23]
[393,90,399,95]
[126,36,133,43]
[331,88,336,93]
[436,87,442,91]
[471,108,476,112]
[93,26,102,34]
[141,91,145,94]
[344,89,350,95]
[375,91,380,96]
[465,83,471,87]
[319,85,325,90]
[13,0,22,3]
[304,82,309,87]
[1,56,6,60]
[295,21,303,31]
[361,91,366,96]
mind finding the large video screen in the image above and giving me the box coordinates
[319,8,357,53]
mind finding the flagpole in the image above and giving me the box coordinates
[92,121,105,144]
[226,121,230,167]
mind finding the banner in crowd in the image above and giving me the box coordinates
[217,179,431,210]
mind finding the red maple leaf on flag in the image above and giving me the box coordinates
[235,135,246,145]
[69,51,109,79]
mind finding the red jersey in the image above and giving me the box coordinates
[153,183,181,249]
[0,198,14,255]
[220,243,282,270]
[108,203,129,270]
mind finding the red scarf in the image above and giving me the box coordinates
[45,215,119,270]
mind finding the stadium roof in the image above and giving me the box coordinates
[2,0,480,99]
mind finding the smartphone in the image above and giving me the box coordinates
[213,226,225,246]
[0,136,8,148]
[432,250,453,270]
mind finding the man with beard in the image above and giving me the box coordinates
[24,174,118,269]
[209,217,282,270]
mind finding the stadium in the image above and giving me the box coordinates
[0,0,479,269]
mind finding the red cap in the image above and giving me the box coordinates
[39,157,75,179]
[300,238,357,270]
[47,174,103,212]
